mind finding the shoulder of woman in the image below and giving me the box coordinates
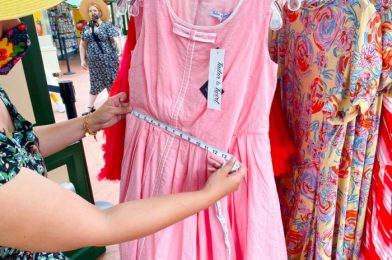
[103,22,115,27]
[82,24,90,31]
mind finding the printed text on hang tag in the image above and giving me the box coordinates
[208,48,225,110]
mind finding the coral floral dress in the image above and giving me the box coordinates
[273,0,390,258]
[361,1,392,259]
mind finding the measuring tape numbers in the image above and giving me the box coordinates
[131,110,241,172]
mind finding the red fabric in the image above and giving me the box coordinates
[269,86,295,177]
[360,105,392,259]
[361,164,392,260]
[98,18,136,181]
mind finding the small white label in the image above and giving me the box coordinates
[209,10,232,23]
[208,48,225,110]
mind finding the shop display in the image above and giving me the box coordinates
[104,1,287,259]
[361,2,392,259]
[100,1,391,259]
[361,101,392,260]
[273,0,391,259]
[48,2,78,57]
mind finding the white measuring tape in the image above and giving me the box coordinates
[131,110,236,259]
[131,110,241,171]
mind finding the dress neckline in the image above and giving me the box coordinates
[163,0,245,31]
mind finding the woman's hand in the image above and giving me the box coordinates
[81,60,88,70]
[88,92,131,132]
[207,156,224,173]
[34,92,130,157]
[202,158,246,202]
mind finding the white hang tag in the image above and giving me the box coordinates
[270,1,283,31]
[116,0,128,15]
[288,0,303,11]
[208,48,225,110]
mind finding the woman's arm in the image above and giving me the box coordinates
[111,36,120,50]
[79,39,88,70]
[0,159,245,252]
[34,92,130,157]
[110,36,121,59]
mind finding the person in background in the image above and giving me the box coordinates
[79,0,120,116]
[0,1,246,259]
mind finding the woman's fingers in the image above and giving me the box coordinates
[207,156,223,170]
[218,158,236,175]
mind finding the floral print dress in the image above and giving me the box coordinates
[0,86,67,259]
[361,1,392,259]
[81,22,120,96]
[272,0,390,258]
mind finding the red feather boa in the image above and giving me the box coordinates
[98,18,136,181]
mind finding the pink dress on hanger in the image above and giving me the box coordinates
[120,1,286,259]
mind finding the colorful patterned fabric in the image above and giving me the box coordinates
[361,99,392,260]
[0,23,31,75]
[0,87,46,186]
[272,0,388,258]
[0,248,67,260]
[361,3,392,256]
[374,0,392,95]
[0,86,67,259]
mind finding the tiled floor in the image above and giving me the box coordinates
[56,55,120,260]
